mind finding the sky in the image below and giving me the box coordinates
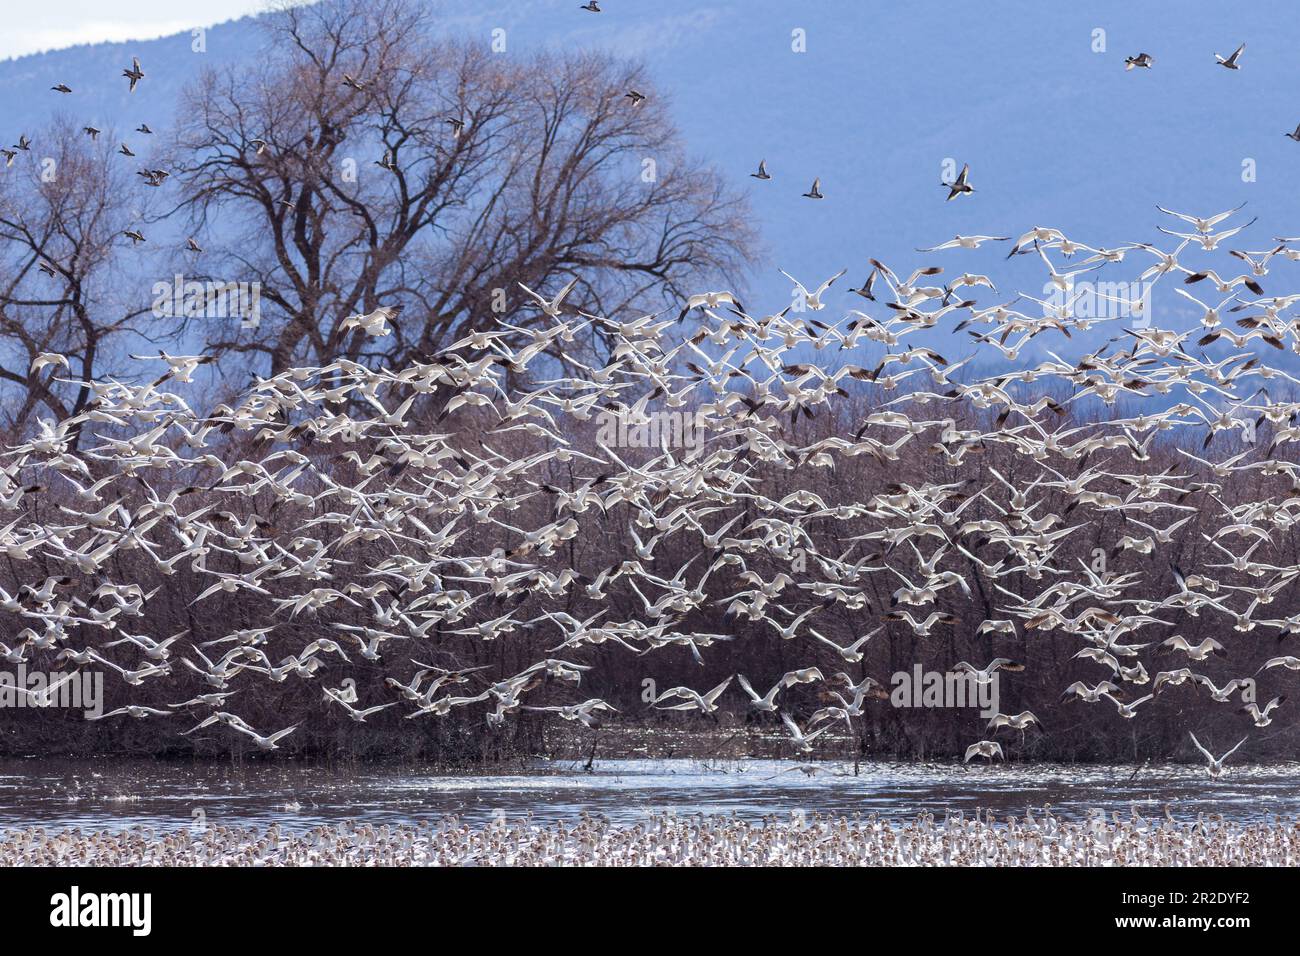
[0,0,272,61]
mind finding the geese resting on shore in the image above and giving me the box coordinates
[3,809,1298,866]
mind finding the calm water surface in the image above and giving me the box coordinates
[2,758,1299,832]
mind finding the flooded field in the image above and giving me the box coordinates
[3,757,1300,834]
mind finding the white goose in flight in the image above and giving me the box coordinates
[778,268,845,311]
[780,713,830,752]
[1188,732,1247,778]
[339,305,401,337]
[518,277,579,319]
[1241,696,1284,728]
[88,705,173,721]
[735,673,783,711]
[917,235,1008,252]
[652,676,733,713]
[963,740,1004,763]
[986,711,1040,733]
[230,722,300,750]
[953,658,1024,684]
[1156,202,1246,235]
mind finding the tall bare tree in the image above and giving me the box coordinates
[169,0,757,375]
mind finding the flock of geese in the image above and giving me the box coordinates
[4,809,1297,865]
[2,201,1300,775]
[2,13,1299,781]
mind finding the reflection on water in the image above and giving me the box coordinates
[1,758,1299,832]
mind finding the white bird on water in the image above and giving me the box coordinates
[963,740,1004,763]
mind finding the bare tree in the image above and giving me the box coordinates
[0,120,160,436]
[168,0,757,375]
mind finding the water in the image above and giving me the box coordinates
[2,758,1300,833]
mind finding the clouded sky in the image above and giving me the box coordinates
[0,1,272,61]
